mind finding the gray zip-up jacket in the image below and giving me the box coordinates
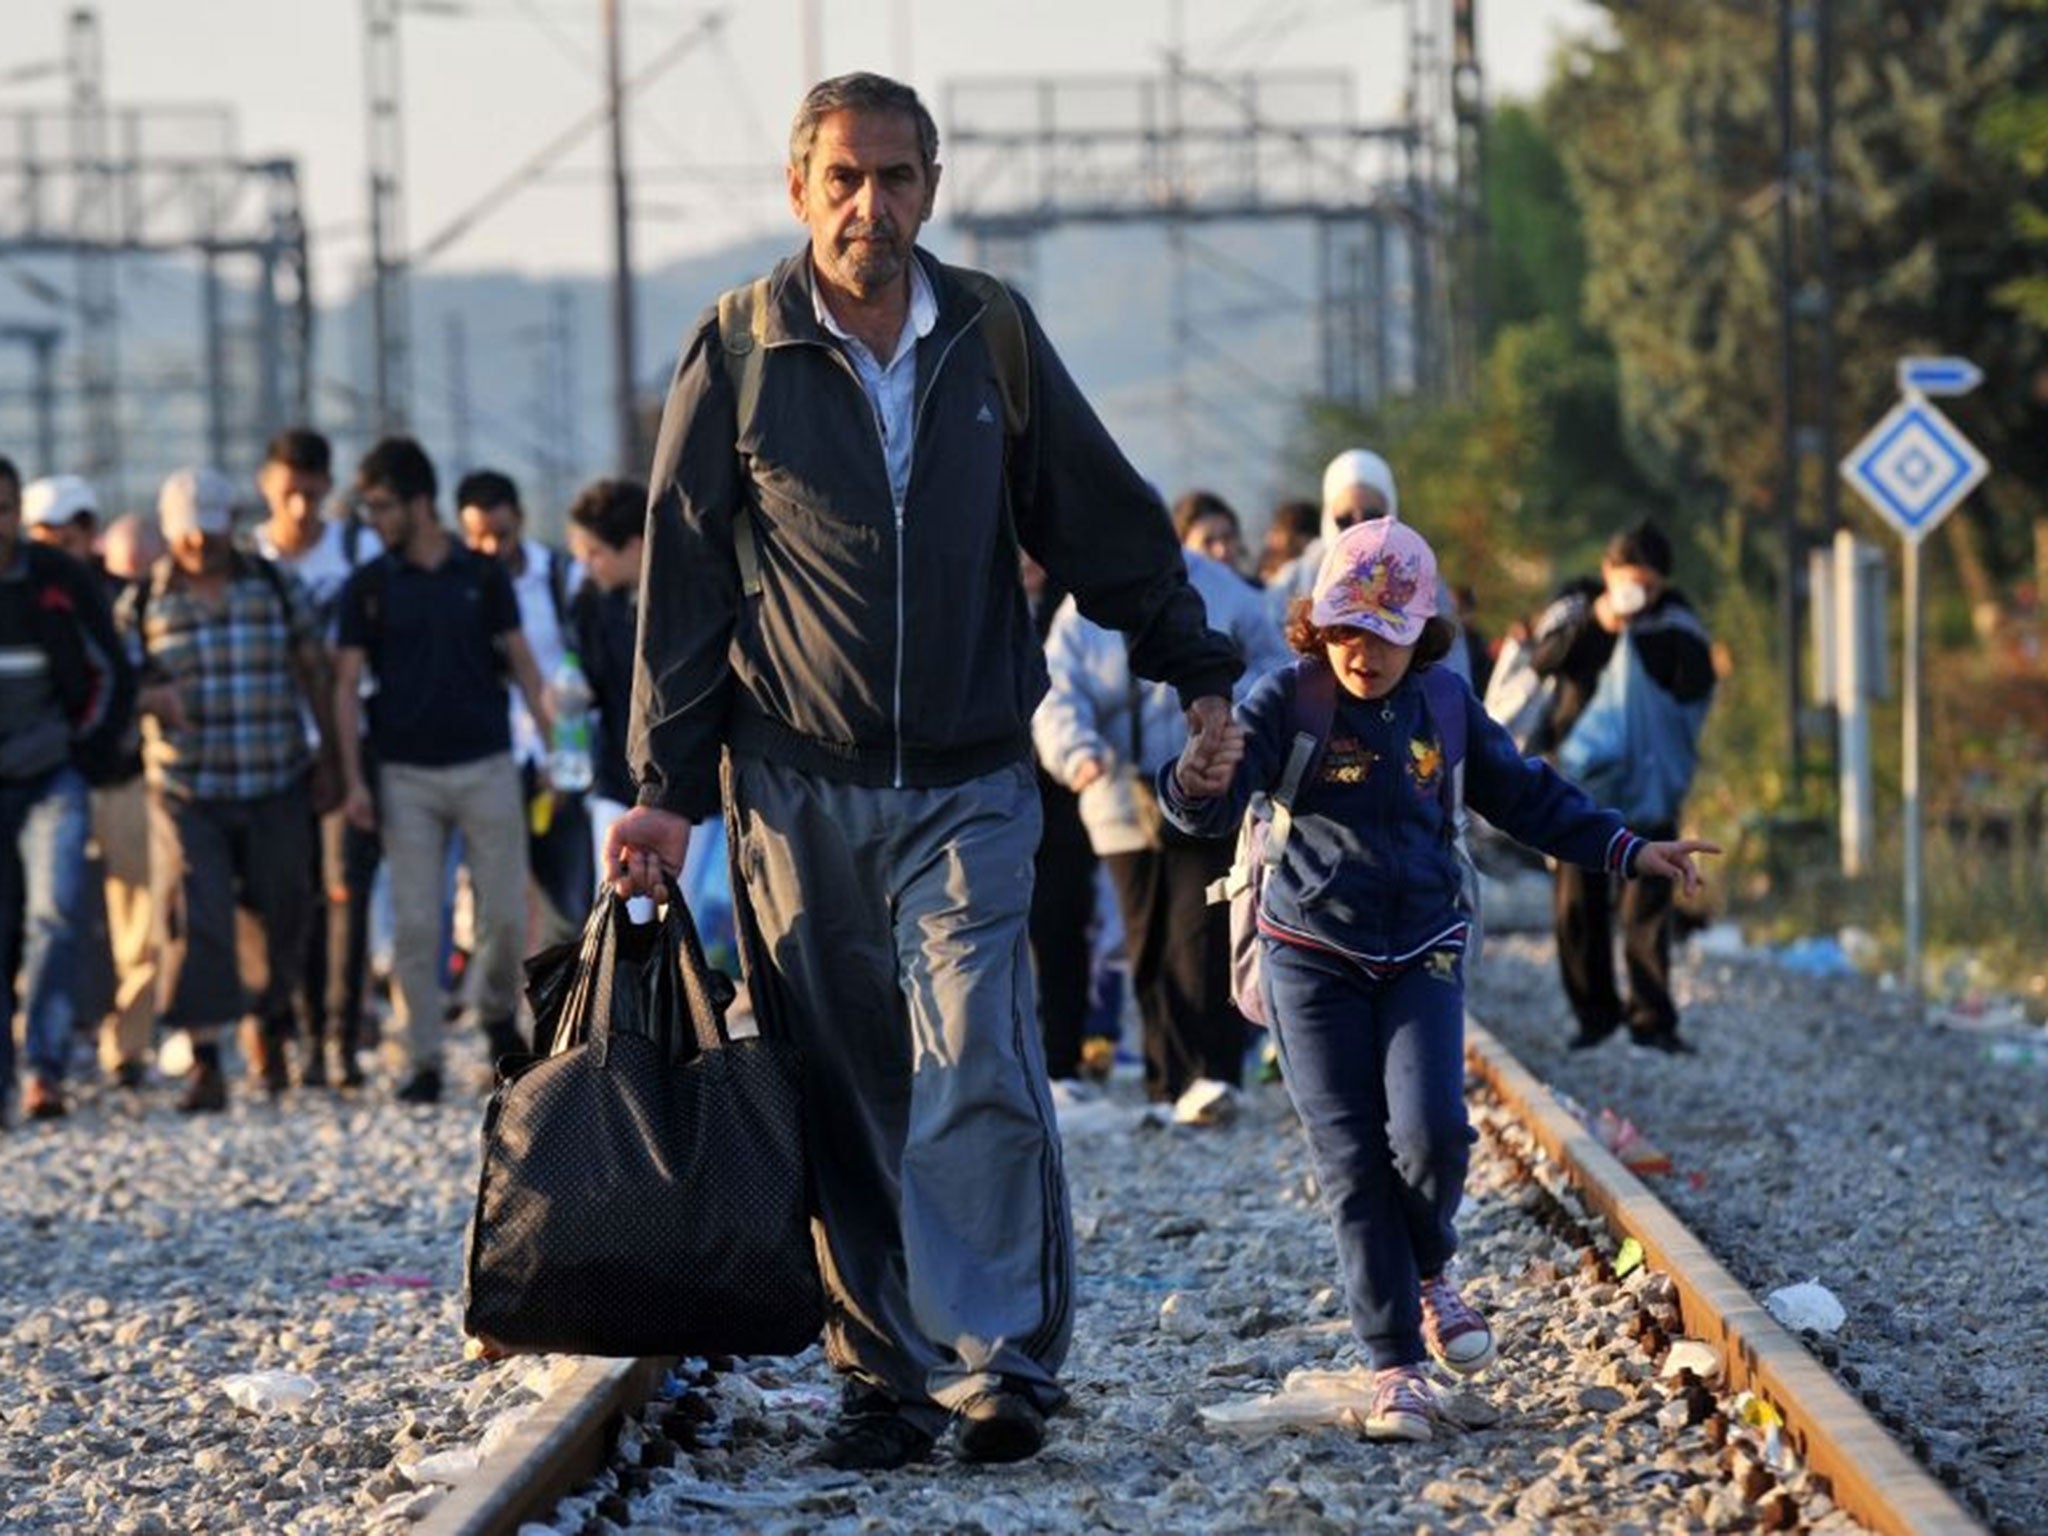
[629,247,1243,822]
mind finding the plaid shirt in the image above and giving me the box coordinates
[121,553,318,802]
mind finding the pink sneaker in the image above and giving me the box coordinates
[1420,1272,1496,1374]
[1363,1365,1433,1442]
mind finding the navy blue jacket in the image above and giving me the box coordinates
[1161,662,1645,968]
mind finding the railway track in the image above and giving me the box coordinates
[417,1017,1981,1536]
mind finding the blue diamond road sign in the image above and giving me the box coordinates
[1839,393,1987,545]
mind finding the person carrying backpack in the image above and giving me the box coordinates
[1160,515,1716,1443]
[2,457,135,1124]
[123,468,339,1112]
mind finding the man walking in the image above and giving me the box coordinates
[2,456,132,1124]
[87,511,163,1089]
[253,426,372,1086]
[124,468,333,1112]
[1529,518,1717,1053]
[334,438,552,1104]
[608,73,1243,1469]
[456,469,590,944]
[563,476,647,878]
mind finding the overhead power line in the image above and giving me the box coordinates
[409,8,726,268]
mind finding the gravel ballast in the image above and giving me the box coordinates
[6,917,2011,1533]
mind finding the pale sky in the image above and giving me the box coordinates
[9,0,1606,299]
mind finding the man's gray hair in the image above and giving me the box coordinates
[789,72,940,175]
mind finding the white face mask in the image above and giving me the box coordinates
[1609,579,1650,617]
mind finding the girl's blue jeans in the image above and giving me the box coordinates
[1262,936,1472,1369]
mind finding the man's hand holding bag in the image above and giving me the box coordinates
[462,892,823,1359]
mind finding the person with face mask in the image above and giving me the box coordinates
[1524,518,1718,1054]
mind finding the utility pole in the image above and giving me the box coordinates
[444,310,472,476]
[364,0,411,433]
[1165,3,1191,489]
[68,6,121,498]
[1776,0,1802,798]
[604,0,640,473]
[800,0,821,87]
[0,326,63,474]
[1449,0,1484,393]
[1776,0,1839,800]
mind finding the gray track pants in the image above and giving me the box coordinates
[731,755,1073,1430]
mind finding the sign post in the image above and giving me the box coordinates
[1839,359,1988,1010]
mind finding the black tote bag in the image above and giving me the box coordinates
[462,890,824,1358]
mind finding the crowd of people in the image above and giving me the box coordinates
[4,65,1724,1471]
[0,431,652,1118]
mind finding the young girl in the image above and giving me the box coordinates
[1161,515,1717,1442]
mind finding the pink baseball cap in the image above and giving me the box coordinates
[1309,515,1438,645]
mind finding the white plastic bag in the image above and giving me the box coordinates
[1763,1279,1846,1334]
[218,1370,318,1416]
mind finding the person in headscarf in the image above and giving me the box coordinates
[1266,450,1468,684]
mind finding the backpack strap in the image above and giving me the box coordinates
[1419,664,1468,820]
[716,277,775,600]
[947,266,1032,438]
[354,554,391,674]
[714,264,1034,602]
[246,550,295,621]
[1264,658,1339,868]
[544,544,573,634]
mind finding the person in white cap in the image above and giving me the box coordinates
[1160,513,1718,1445]
[1,454,134,1125]
[21,474,102,568]
[120,467,340,1112]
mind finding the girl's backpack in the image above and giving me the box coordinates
[1207,658,1475,1026]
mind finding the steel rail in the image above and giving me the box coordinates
[1466,1017,1981,1536]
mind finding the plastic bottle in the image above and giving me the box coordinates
[547,651,595,793]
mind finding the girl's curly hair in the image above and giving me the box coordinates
[1282,598,1456,669]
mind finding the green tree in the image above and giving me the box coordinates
[1559,2,2048,577]
[1295,104,1665,634]
[1979,0,2048,329]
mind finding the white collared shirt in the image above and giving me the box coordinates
[811,256,938,509]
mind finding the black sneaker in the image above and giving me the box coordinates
[395,1067,443,1104]
[299,1044,330,1090]
[810,1410,935,1472]
[23,1077,68,1122]
[953,1390,1046,1464]
[1567,1022,1618,1050]
[1631,1029,1696,1056]
[177,1061,228,1115]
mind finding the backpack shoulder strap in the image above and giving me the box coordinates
[353,552,391,670]
[128,556,175,650]
[245,551,295,617]
[716,277,774,601]
[1420,666,1467,770]
[544,544,572,633]
[1264,658,1341,867]
[948,265,1032,438]
[1419,664,1469,816]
